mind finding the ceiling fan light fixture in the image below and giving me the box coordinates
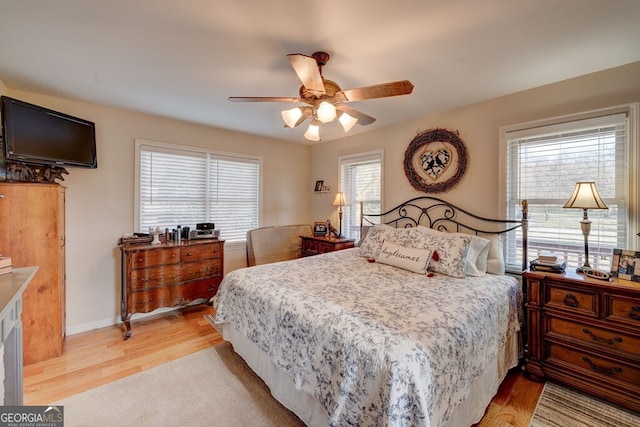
[338,111,358,132]
[304,120,321,141]
[281,107,303,128]
[316,101,336,123]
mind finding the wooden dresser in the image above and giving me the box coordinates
[0,182,66,365]
[301,235,355,257]
[523,269,640,412]
[120,238,224,339]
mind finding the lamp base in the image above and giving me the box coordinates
[576,265,590,274]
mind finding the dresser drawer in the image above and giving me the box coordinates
[545,283,597,317]
[129,264,182,291]
[548,316,640,358]
[130,279,219,313]
[180,259,222,281]
[548,343,640,387]
[605,293,640,328]
[129,247,180,269]
[181,243,222,262]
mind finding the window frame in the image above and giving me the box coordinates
[134,138,263,247]
[499,103,639,272]
[338,150,384,241]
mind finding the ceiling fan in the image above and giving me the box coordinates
[228,51,414,141]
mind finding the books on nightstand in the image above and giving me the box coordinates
[0,256,12,275]
[530,256,566,273]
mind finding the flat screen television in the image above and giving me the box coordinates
[1,96,97,168]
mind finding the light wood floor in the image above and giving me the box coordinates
[24,304,544,426]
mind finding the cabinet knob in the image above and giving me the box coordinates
[187,252,192,256]
[0,194,4,198]
[563,294,579,307]
[171,254,176,258]
[137,258,143,263]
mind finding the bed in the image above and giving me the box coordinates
[213,196,529,427]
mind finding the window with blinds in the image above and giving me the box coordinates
[339,150,383,240]
[135,140,261,243]
[502,105,638,272]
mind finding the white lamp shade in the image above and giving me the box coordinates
[338,112,358,132]
[281,107,303,128]
[563,182,608,209]
[332,192,346,206]
[304,122,321,141]
[316,101,337,123]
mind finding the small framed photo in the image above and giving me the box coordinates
[314,180,324,192]
[611,249,640,282]
[313,221,328,236]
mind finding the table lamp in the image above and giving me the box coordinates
[563,182,608,272]
[332,192,346,238]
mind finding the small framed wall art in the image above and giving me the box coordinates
[314,180,324,192]
[403,128,468,193]
[611,248,640,282]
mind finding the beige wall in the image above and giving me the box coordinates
[311,61,640,227]
[5,89,310,333]
[4,61,639,334]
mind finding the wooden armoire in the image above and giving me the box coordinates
[0,182,65,365]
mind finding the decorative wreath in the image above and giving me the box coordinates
[403,128,468,193]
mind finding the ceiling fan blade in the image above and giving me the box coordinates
[228,96,304,102]
[336,104,376,126]
[336,80,414,102]
[287,54,325,96]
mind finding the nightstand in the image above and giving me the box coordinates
[522,268,640,412]
[300,235,355,257]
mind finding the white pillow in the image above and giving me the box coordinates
[376,240,432,274]
[480,233,505,275]
[417,226,490,276]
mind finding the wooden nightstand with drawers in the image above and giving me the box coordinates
[300,235,355,257]
[523,269,640,412]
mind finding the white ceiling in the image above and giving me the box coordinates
[1,0,639,143]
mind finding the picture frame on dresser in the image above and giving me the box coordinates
[313,221,328,236]
[611,248,640,282]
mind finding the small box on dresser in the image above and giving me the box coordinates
[523,269,640,412]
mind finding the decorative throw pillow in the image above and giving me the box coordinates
[408,230,471,278]
[358,224,396,258]
[417,226,490,276]
[376,240,432,274]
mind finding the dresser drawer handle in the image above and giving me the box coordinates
[582,328,622,345]
[187,252,192,256]
[171,254,176,258]
[628,306,640,321]
[563,294,579,307]
[582,356,622,377]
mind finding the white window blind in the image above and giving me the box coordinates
[503,107,635,272]
[339,151,383,240]
[136,140,260,243]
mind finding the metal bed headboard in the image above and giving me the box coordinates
[360,196,529,271]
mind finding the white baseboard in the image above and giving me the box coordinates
[65,306,182,336]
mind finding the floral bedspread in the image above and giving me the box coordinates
[213,248,521,427]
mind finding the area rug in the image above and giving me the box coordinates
[53,341,305,427]
[529,381,640,427]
